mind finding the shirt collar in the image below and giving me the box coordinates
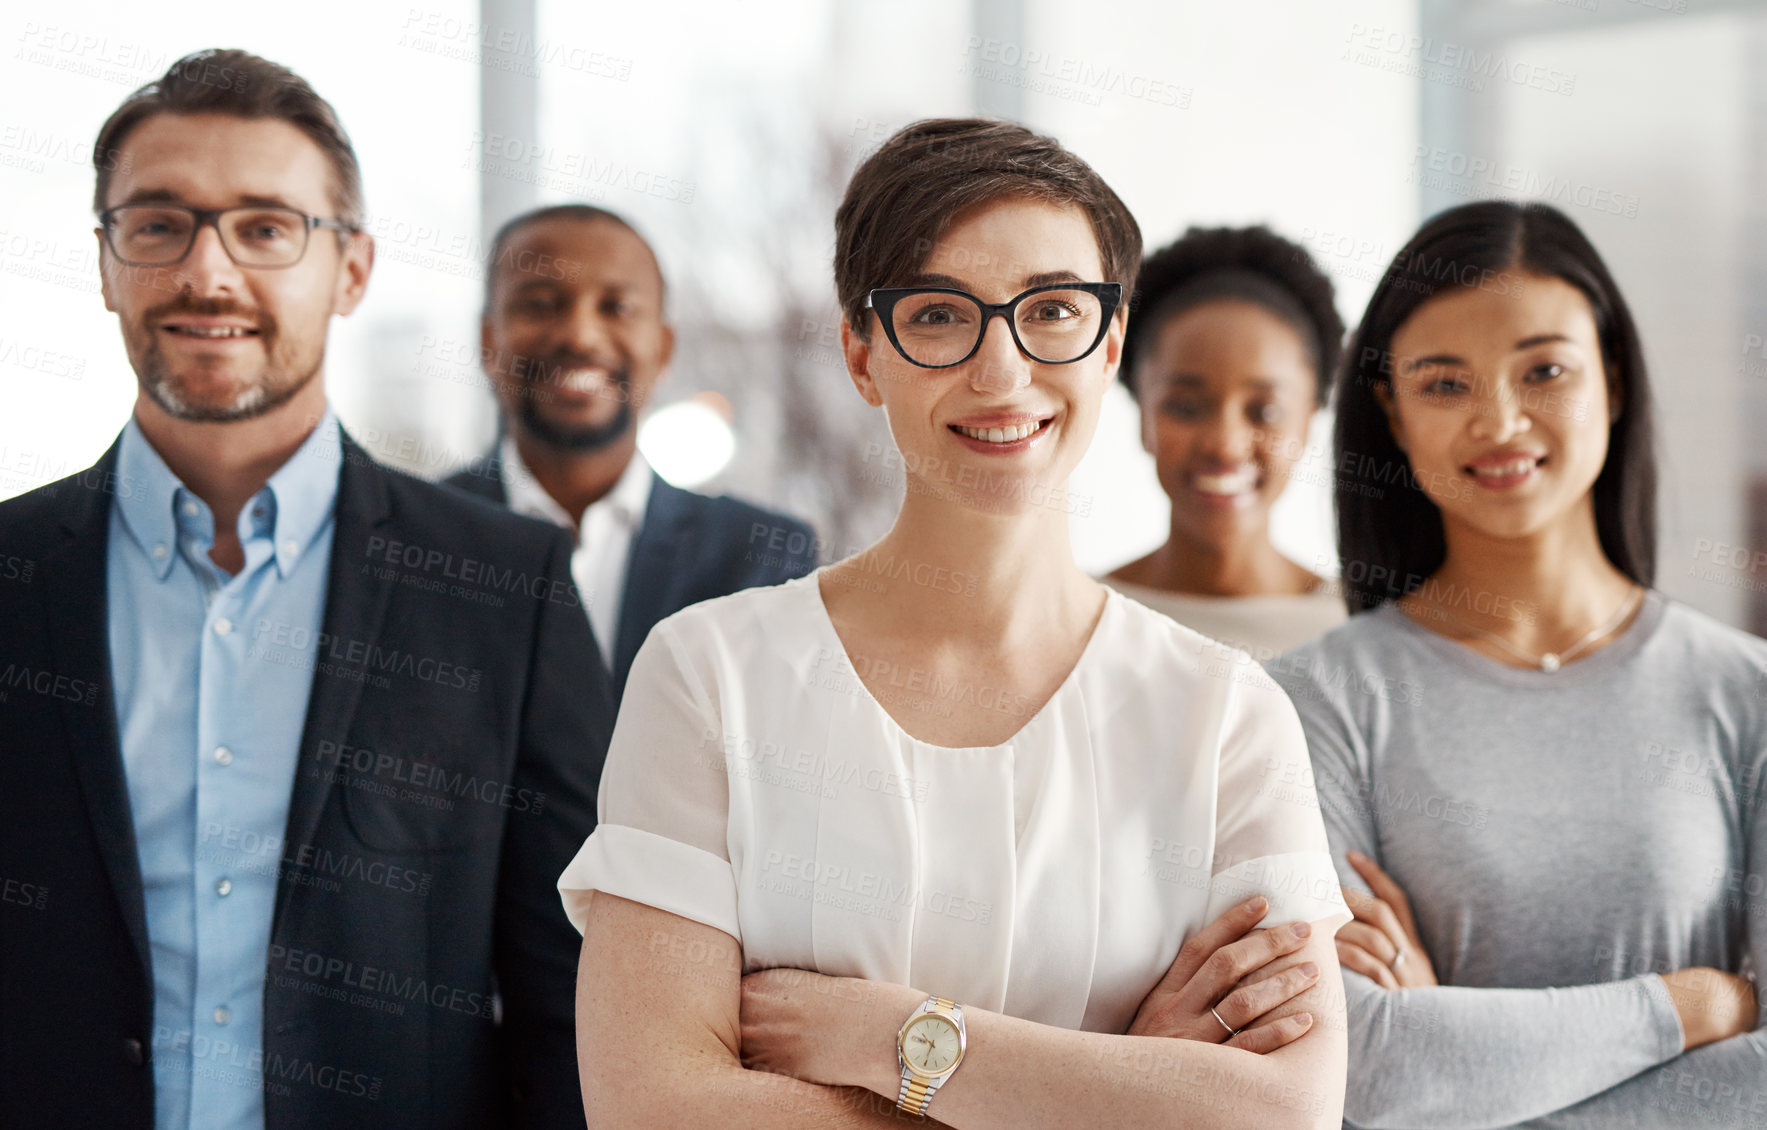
[498,434,653,536]
[113,409,343,581]
[263,409,344,577]
[113,419,185,581]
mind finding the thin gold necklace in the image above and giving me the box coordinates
[1420,584,1645,673]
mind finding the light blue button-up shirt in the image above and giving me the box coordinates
[108,410,341,1130]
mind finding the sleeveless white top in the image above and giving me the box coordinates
[558,571,1348,1033]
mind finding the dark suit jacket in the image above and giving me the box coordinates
[0,432,613,1130]
[445,454,818,698]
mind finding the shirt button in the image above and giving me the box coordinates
[182,500,201,518]
[215,878,232,897]
[152,544,169,560]
[213,1006,231,1026]
[214,618,233,636]
[214,746,233,766]
[283,539,299,556]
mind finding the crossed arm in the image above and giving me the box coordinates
[1287,692,1764,1130]
[575,892,1347,1130]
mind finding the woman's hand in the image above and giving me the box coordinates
[1338,850,1437,990]
[739,966,917,1091]
[1661,967,1760,1049]
[1126,895,1321,1053]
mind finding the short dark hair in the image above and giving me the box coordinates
[833,118,1141,339]
[1119,225,1343,406]
[480,203,661,316]
[1334,201,1657,613]
[92,48,363,227]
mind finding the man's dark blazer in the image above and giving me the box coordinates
[0,431,614,1130]
[445,452,819,698]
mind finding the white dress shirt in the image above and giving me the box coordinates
[500,435,653,669]
[558,571,1348,1032]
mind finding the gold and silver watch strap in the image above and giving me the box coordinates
[897,996,963,1116]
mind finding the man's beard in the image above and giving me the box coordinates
[132,298,318,423]
[516,363,635,452]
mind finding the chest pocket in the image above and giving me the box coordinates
[331,695,515,854]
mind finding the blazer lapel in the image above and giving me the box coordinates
[612,472,695,691]
[273,431,396,932]
[448,455,507,505]
[43,440,153,979]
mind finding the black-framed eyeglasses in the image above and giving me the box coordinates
[98,204,360,268]
[864,281,1122,368]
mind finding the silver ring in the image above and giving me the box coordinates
[1390,945,1407,970]
[1210,1006,1237,1038]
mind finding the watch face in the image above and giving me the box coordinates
[902,1014,962,1075]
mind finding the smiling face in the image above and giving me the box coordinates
[1135,299,1318,547]
[98,112,370,422]
[481,215,674,453]
[1379,272,1615,544]
[843,196,1123,517]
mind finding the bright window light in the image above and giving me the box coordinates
[638,392,736,488]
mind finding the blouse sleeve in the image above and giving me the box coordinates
[1203,664,1352,934]
[556,619,741,941]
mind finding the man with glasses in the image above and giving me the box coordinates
[0,50,610,1130]
[446,204,819,699]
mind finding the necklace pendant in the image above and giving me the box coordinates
[1540,652,1561,673]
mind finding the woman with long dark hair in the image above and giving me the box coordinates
[1270,200,1764,1127]
[558,119,1352,1128]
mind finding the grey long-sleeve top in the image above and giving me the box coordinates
[1266,591,1767,1129]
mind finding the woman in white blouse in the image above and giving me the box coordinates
[560,119,1350,1129]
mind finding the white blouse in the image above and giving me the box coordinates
[558,571,1348,1033]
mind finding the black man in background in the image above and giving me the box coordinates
[447,205,818,699]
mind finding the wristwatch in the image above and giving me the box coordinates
[896,995,966,1116]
